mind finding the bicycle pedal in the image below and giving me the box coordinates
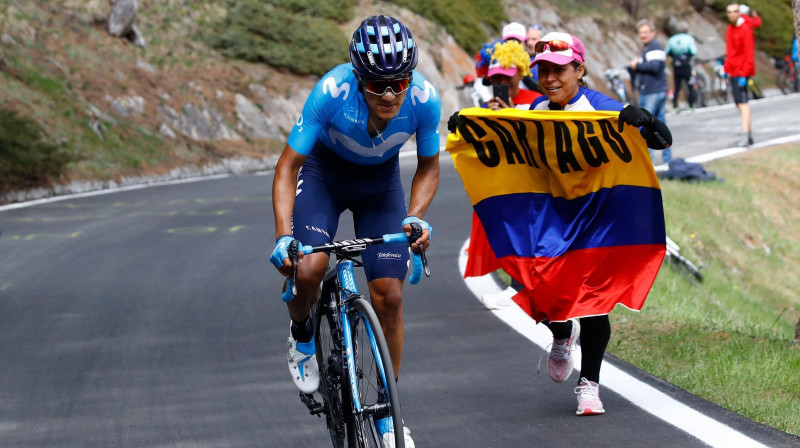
[299,392,325,417]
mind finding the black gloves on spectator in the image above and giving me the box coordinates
[618,105,654,132]
[618,105,672,149]
[447,110,460,133]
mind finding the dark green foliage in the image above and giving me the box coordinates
[204,0,354,76]
[710,0,795,59]
[390,0,506,54]
[0,109,70,192]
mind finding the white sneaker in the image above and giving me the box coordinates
[377,417,414,448]
[575,377,605,416]
[547,318,580,382]
[287,334,319,394]
[481,286,517,309]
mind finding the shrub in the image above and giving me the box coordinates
[0,109,70,193]
[389,0,506,54]
[204,0,353,76]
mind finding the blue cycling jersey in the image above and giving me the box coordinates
[530,86,623,112]
[287,63,441,165]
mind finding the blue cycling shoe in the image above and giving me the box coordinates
[376,416,414,448]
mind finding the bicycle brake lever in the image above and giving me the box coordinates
[288,240,299,296]
[409,222,431,278]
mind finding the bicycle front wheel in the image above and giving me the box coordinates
[347,297,404,448]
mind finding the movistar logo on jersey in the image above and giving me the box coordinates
[410,80,437,105]
[322,77,350,100]
[328,129,412,158]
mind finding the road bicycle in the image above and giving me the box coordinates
[665,235,703,284]
[604,68,635,106]
[745,77,764,100]
[688,58,708,108]
[283,224,430,448]
[776,55,799,94]
[700,56,732,105]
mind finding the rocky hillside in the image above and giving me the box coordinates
[0,0,783,202]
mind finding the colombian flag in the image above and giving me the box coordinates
[447,108,666,323]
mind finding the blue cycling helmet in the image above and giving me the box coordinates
[350,15,418,79]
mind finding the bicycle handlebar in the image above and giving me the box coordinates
[280,225,431,302]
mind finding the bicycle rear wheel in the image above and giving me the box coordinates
[777,69,789,94]
[314,292,348,448]
[694,76,707,108]
[347,297,403,448]
[748,80,763,100]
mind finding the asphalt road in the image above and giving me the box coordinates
[1,95,799,447]
[664,91,800,161]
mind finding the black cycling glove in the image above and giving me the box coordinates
[617,105,654,132]
[618,105,672,149]
[447,110,460,133]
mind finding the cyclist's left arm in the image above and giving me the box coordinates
[405,154,439,252]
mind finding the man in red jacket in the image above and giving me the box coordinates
[724,3,762,147]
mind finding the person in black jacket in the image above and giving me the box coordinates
[630,19,671,164]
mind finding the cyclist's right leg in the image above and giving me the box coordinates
[286,146,344,394]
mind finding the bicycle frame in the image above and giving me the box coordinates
[604,68,631,105]
[334,259,390,415]
[286,228,428,447]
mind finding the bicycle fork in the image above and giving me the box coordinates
[337,260,392,417]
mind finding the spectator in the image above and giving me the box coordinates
[457,74,484,108]
[503,22,541,93]
[502,22,527,44]
[630,19,671,164]
[525,24,545,88]
[483,40,542,110]
[665,23,698,112]
[793,36,799,91]
[724,3,761,147]
[529,31,672,416]
[525,24,544,57]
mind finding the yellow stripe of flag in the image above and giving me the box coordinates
[445,108,659,205]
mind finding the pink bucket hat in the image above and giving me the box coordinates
[487,59,518,78]
[502,22,527,43]
[530,32,586,67]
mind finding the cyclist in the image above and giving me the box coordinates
[270,15,440,447]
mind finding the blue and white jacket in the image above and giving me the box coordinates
[633,40,668,95]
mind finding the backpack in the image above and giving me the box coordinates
[663,158,720,182]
